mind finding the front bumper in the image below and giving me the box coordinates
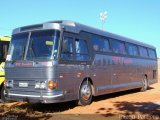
[6,91,64,103]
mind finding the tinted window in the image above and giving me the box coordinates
[111,40,126,54]
[139,46,148,58]
[8,33,28,61]
[91,35,110,52]
[27,31,59,60]
[127,43,139,56]
[101,38,110,52]
[61,37,74,60]
[148,49,156,59]
[75,39,90,61]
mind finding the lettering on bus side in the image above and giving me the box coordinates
[112,56,132,65]
[15,62,33,67]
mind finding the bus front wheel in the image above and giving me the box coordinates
[78,80,93,106]
[140,78,148,92]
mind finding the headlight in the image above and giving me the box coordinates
[35,82,40,89]
[35,81,46,89]
[40,82,46,89]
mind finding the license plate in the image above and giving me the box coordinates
[19,82,28,87]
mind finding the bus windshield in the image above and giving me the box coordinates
[8,33,28,61]
[27,31,60,60]
[8,30,60,61]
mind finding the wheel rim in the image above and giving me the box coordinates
[80,84,91,101]
[143,79,147,90]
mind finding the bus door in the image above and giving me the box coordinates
[90,35,112,95]
[73,32,92,95]
[59,32,78,99]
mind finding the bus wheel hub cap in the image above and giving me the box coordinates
[143,79,147,89]
[81,84,91,100]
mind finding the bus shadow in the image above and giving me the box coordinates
[0,101,77,119]
[15,89,138,114]
[96,101,160,118]
[22,89,141,113]
[93,88,140,102]
[17,87,155,113]
[19,100,77,113]
[148,86,154,90]
[93,87,154,102]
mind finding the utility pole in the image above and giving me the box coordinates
[100,11,107,30]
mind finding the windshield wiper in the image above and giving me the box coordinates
[22,46,26,59]
[27,38,36,60]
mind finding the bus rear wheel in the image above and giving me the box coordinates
[140,78,148,92]
[78,80,93,106]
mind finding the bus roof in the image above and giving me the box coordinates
[12,20,156,49]
[54,20,155,49]
[0,36,10,41]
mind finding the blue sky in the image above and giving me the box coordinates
[0,0,160,57]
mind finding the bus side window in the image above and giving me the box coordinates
[91,35,110,52]
[61,37,74,61]
[91,35,100,51]
[111,40,126,54]
[139,46,148,58]
[75,39,90,61]
[148,49,156,59]
[127,43,139,56]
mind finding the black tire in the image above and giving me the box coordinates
[0,84,6,102]
[140,77,148,92]
[78,80,93,106]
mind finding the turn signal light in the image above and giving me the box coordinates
[48,80,57,90]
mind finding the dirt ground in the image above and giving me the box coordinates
[0,83,160,120]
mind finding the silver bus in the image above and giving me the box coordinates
[5,20,157,105]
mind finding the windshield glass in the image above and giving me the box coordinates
[27,31,60,60]
[8,33,28,61]
[7,30,60,61]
